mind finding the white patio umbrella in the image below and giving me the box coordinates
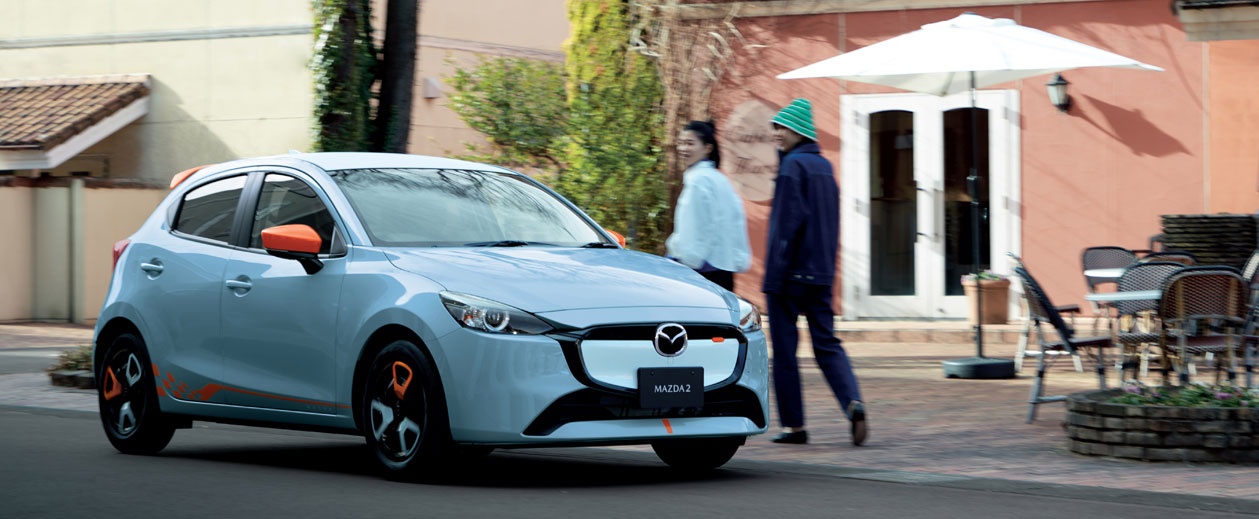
[777,12,1162,379]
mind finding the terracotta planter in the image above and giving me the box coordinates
[962,277,1010,324]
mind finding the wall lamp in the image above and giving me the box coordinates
[1046,74,1071,113]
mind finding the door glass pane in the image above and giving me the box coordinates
[869,110,915,296]
[943,107,990,296]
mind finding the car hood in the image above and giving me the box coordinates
[385,248,734,313]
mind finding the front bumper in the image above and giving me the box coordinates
[433,324,769,446]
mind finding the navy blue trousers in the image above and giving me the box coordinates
[767,282,862,428]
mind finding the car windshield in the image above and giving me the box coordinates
[330,168,606,247]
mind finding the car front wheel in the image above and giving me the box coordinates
[97,332,175,454]
[651,437,744,472]
[362,340,448,479]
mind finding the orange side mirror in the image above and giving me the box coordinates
[261,224,322,254]
[605,229,626,247]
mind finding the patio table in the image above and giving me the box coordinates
[1083,268,1126,281]
[1084,290,1161,302]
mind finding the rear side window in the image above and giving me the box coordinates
[249,174,337,254]
[174,175,247,243]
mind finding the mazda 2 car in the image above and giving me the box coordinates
[94,152,768,477]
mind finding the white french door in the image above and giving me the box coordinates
[841,91,1021,320]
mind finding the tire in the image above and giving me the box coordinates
[97,332,175,455]
[362,340,449,479]
[651,437,743,472]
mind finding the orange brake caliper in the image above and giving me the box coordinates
[102,369,121,401]
[391,362,413,401]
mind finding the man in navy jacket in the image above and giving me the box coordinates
[764,98,867,447]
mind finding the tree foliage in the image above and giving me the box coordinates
[447,57,568,169]
[558,0,668,252]
[311,0,416,153]
[445,1,669,252]
[311,0,376,152]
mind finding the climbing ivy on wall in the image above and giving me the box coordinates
[311,0,376,152]
[558,0,668,253]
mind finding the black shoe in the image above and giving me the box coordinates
[848,401,868,446]
[770,430,808,444]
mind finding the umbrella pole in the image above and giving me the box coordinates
[943,71,1015,380]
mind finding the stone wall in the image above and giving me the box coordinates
[1066,389,1259,463]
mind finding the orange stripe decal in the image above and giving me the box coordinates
[149,363,351,409]
[662,419,673,434]
[392,362,413,400]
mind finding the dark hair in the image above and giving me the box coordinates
[683,120,721,168]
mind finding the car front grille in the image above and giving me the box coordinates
[522,384,765,437]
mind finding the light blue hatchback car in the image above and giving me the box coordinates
[94,152,768,477]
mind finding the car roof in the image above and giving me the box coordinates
[285,152,518,174]
[173,152,524,192]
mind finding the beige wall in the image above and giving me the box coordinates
[82,187,168,322]
[0,0,315,182]
[0,188,34,322]
[1,0,314,322]
[408,0,568,157]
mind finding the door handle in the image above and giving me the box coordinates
[225,279,253,295]
[140,261,164,279]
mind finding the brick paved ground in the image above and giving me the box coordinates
[3,322,1258,501]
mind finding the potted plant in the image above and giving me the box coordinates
[961,270,1010,324]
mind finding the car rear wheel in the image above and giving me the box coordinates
[651,437,743,472]
[362,340,448,478]
[97,332,175,454]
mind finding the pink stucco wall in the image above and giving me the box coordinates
[713,0,1259,314]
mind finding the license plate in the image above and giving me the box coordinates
[638,367,703,409]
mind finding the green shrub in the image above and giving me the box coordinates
[1109,381,1259,408]
[49,344,93,372]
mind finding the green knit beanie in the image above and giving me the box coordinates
[771,98,817,141]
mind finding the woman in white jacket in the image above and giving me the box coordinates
[666,120,752,291]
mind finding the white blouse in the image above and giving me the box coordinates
[665,160,752,273]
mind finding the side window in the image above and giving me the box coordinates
[250,174,338,254]
[173,175,247,244]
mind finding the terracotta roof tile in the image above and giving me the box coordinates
[0,74,150,151]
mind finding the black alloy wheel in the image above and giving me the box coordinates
[97,332,175,454]
[363,340,449,478]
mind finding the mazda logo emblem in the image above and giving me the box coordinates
[654,323,687,357]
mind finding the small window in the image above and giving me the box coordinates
[173,175,247,243]
[250,174,338,254]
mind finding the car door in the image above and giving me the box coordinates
[218,171,348,415]
[126,174,249,404]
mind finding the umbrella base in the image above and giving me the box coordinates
[942,357,1016,379]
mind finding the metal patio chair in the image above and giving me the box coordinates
[1081,246,1138,333]
[1110,261,1184,381]
[1014,265,1117,423]
[1157,267,1249,386]
[1138,251,1197,266]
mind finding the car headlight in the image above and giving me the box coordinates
[737,297,762,332]
[440,292,553,335]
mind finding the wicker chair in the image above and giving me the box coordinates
[1110,262,1184,380]
[1138,251,1197,266]
[1008,253,1082,373]
[1157,267,1249,385]
[1013,265,1117,423]
[1081,246,1138,332]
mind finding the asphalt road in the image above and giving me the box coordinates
[3,406,1257,519]
[0,347,65,375]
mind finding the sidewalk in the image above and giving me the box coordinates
[2,322,1258,502]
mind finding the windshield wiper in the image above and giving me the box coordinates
[580,242,619,249]
[466,240,531,247]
